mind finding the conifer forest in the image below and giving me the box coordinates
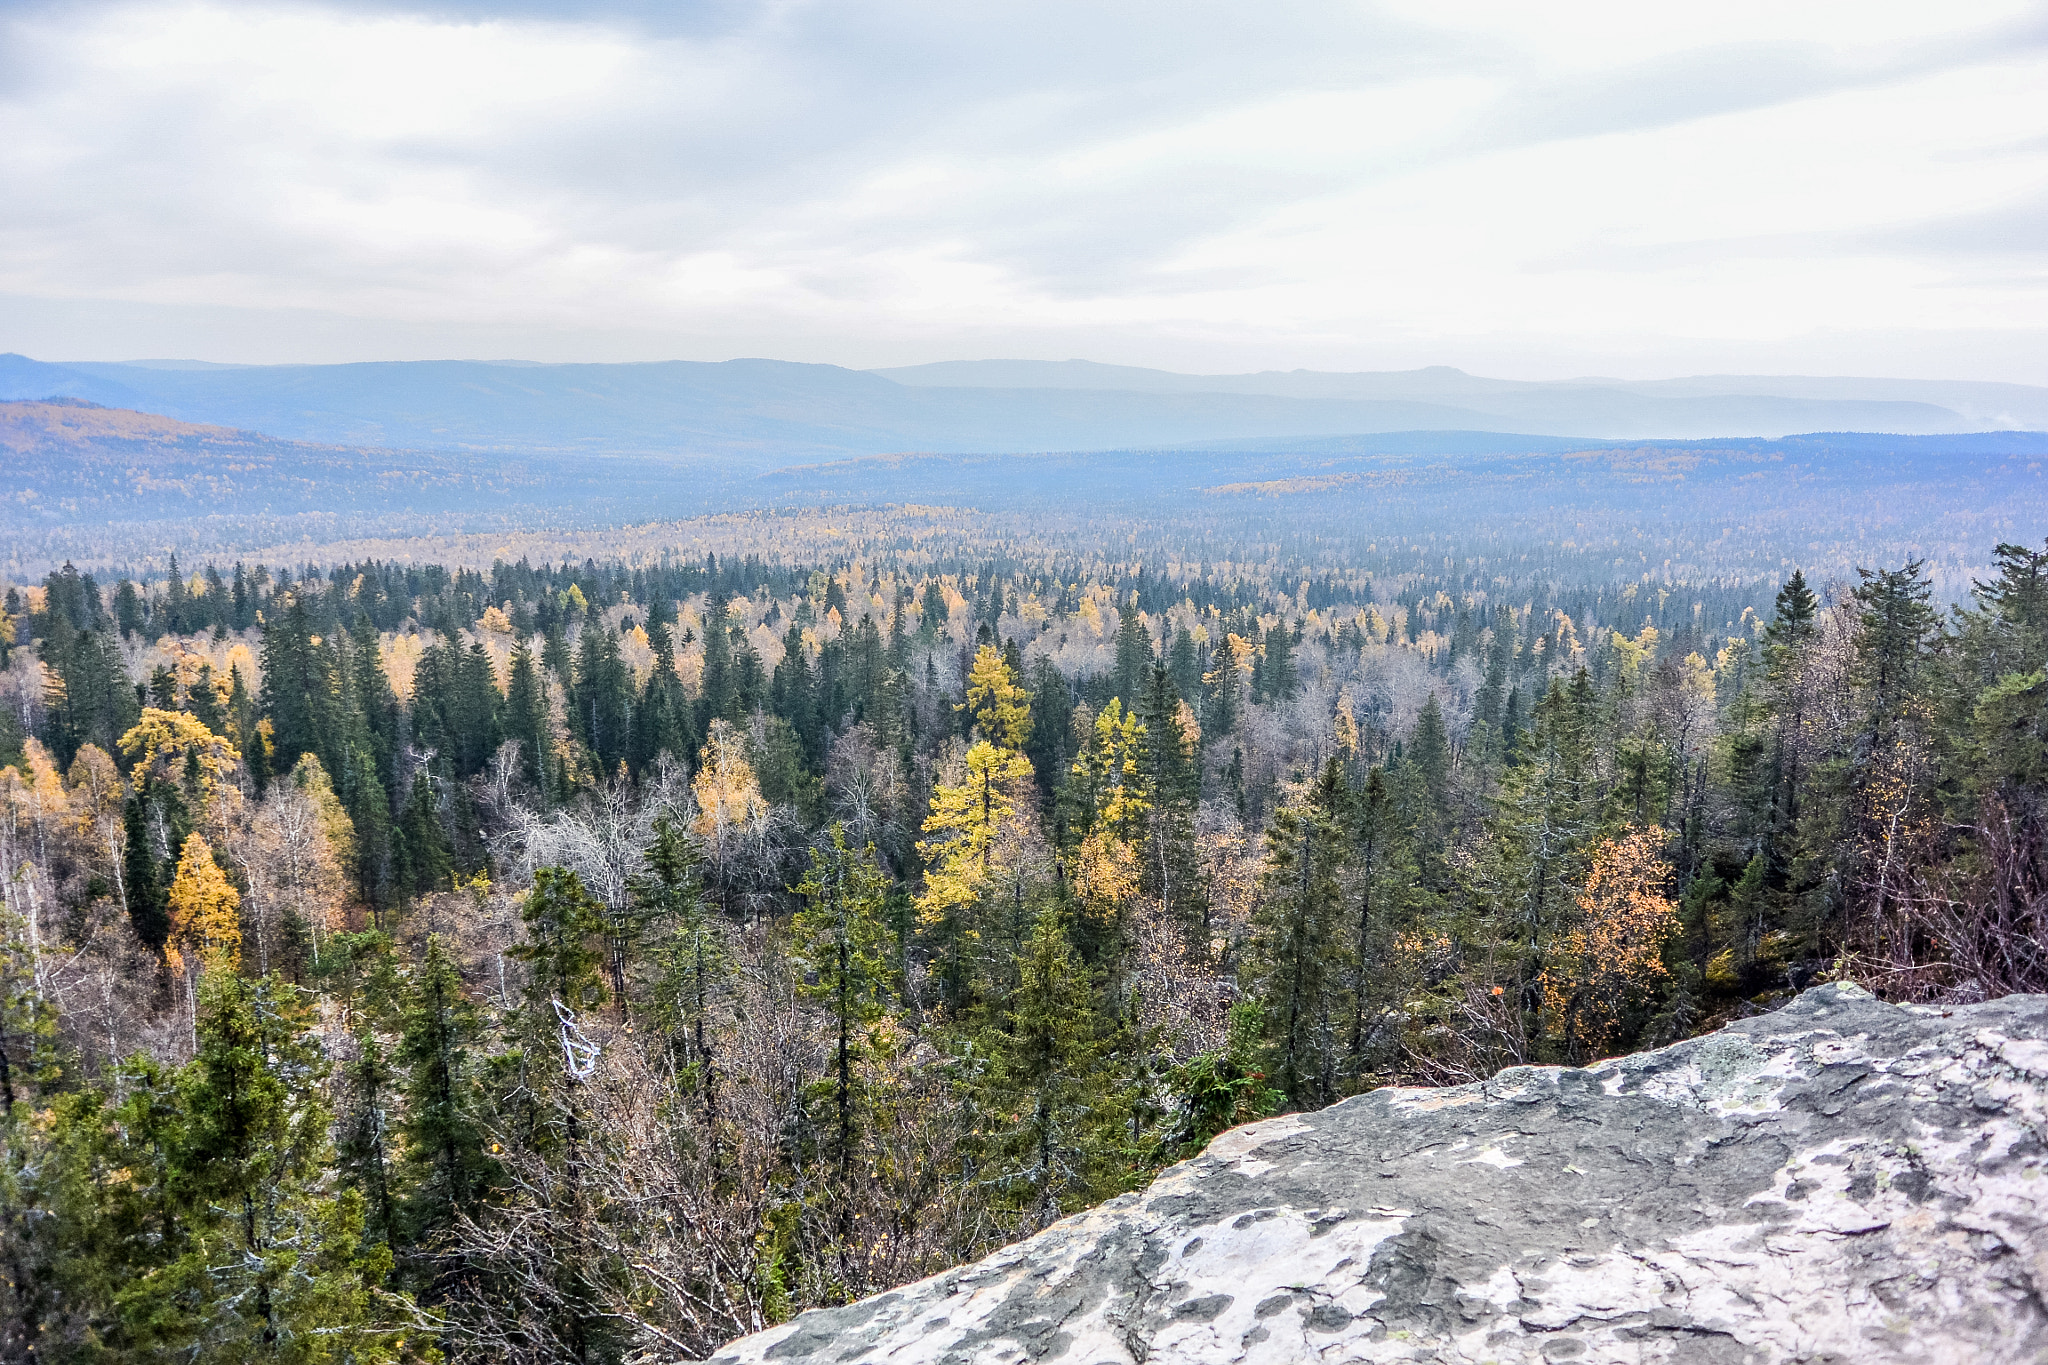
[0,528,2044,1362]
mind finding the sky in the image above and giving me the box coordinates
[1,0,2045,380]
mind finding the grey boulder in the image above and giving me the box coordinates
[713,984,2048,1364]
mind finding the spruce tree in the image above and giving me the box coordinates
[1343,767,1419,1079]
[978,905,1118,1235]
[1243,761,1348,1109]
[791,830,892,1194]
[1137,663,1203,948]
[635,819,726,1124]
[1112,599,1152,708]
[699,595,737,730]
[128,973,412,1360]
[507,637,553,792]
[397,935,494,1257]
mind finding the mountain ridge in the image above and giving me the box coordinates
[3,353,2038,458]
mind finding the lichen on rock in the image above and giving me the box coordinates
[711,984,2048,1364]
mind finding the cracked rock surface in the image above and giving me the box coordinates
[711,984,2048,1364]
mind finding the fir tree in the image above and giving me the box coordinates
[131,973,412,1360]
[635,819,726,1123]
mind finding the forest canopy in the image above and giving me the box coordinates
[0,526,2042,1361]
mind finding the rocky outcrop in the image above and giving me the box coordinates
[713,984,2048,1364]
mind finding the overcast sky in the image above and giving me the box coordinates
[2,0,2045,378]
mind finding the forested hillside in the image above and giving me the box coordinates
[0,535,2042,1360]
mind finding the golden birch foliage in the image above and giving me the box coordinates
[1612,622,1661,685]
[1541,827,1678,1053]
[692,719,768,840]
[915,740,1033,926]
[66,743,126,895]
[65,743,123,827]
[1073,830,1139,922]
[166,832,241,974]
[290,752,358,876]
[242,756,353,962]
[1333,695,1359,759]
[15,739,71,846]
[963,645,1032,749]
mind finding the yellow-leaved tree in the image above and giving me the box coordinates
[118,707,242,839]
[962,645,1032,749]
[916,740,1034,1006]
[694,719,770,917]
[1540,827,1677,1060]
[1067,699,1149,942]
[166,832,241,976]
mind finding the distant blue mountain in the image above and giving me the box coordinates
[6,354,2033,462]
[0,353,147,407]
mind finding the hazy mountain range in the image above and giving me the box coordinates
[3,352,2043,463]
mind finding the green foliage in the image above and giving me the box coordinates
[38,975,419,1362]
[7,532,2047,1358]
[791,829,894,1181]
[396,936,494,1258]
[1240,762,1349,1108]
[1162,1002,1282,1160]
[971,906,1128,1234]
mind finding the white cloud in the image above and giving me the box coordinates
[0,0,2043,377]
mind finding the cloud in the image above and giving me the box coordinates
[0,0,2044,376]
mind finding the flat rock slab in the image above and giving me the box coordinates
[713,984,2048,1364]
